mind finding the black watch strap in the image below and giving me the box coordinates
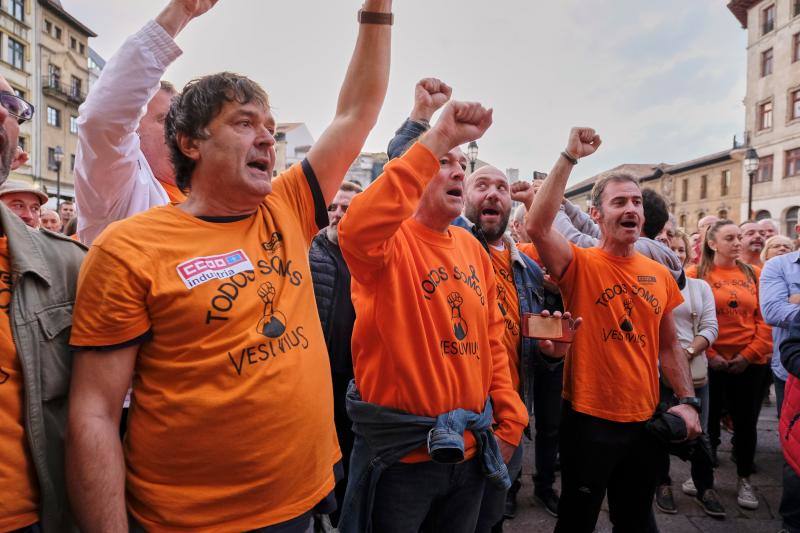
[678,396,702,413]
[358,9,394,25]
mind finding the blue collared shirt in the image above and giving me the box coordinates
[760,250,800,381]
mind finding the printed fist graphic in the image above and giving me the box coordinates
[447,291,469,341]
[447,292,464,310]
[258,282,276,305]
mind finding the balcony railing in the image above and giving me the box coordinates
[41,77,86,106]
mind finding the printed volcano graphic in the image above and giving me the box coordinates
[258,310,287,338]
[619,315,634,332]
[728,292,739,309]
[497,285,508,316]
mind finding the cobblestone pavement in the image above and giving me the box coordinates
[507,397,785,532]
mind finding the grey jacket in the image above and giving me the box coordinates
[558,200,684,285]
[2,202,86,532]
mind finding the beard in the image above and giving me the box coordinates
[464,203,510,243]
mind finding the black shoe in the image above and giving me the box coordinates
[711,446,719,468]
[534,488,559,517]
[695,489,726,519]
[503,489,518,519]
[655,484,677,514]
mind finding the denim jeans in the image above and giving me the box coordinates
[370,457,486,532]
[474,444,524,532]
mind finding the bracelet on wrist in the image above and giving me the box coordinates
[358,9,394,25]
[560,150,578,165]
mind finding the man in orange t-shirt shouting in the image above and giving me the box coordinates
[526,128,702,533]
[338,101,528,532]
[65,1,394,530]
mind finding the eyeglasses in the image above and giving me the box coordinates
[0,91,34,124]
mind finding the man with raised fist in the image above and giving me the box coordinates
[76,0,222,244]
[526,128,702,532]
[66,1,394,531]
[337,101,527,533]
[387,77,452,159]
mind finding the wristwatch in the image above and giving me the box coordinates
[678,396,702,413]
[686,346,696,357]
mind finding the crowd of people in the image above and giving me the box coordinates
[2,1,800,533]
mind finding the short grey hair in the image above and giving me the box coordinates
[590,173,640,209]
[511,204,527,223]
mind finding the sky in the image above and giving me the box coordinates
[65,0,748,186]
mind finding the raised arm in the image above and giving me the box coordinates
[387,78,451,159]
[526,128,601,278]
[66,346,137,533]
[306,0,393,204]
[75,1,218,214]
[338,101,492,281]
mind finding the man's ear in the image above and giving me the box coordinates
[11,146,28,170]
[589,205,601,224]
[177,132,202,162]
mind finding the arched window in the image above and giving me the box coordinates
[679,214,687,228]
[756,209,772,221]
[718,209,728,219]
[786,206,799,238]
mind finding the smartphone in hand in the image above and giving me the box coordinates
[521,313,576,343]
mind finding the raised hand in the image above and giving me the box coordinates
[421,101,493,158]
[156,0,221,37]
[511,181,535,210]
[565,127,602,160]
[538,310,582,359]
[411,78,452,123]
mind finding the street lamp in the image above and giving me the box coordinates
[53,145,64,211]
[467,141,479,174]
[744,147,760,220]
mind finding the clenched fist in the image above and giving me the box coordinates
[171,0,219,18]
[565,127,602,160]
[510,180,542,210]
[411,78,452,123]
[420,101,493,158]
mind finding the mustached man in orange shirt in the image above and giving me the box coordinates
[65,2,393,531]
[0,75,87,533]
[337,101,528,532]
[526,127,702,533]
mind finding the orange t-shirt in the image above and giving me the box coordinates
[686,264,772,363]
[70,163,339,531]
[339,142,528,463]
[159,180,186,203]
[516,242,542,267]
[557,244,683,422]
[489,245,522,391]
[0,237,39,531]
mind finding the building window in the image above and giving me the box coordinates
[46,106,60,127]
[757,154,774,182]
[787,148,800,177]
[70,37,76,50]
[795,34,800,63]
[7,38,23,70]
[795,0,800,16]
[700,175,707,199]
[48,64,60,87]
[18,136,26,152]
[70,76,81,98]
[698,211,706,222]
[792,89,800,121]
[758,100,773,130]
[10,0,24,22]
[718,209,728,219]
[681,178,688,202]
[763,4,776,35]
[12,87,24,99]
[70,154,75,172]
[721,170,731,196]
[79,43,85,55]
[69,115,78,134]
[54,26,62,40]
[679,214,687,228]
[787,206,800,237]
[756,209,772,221]
[762,48,773,77]
[44,19,51,34]
[47,147,57,170]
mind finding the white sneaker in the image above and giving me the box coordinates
[737,477,759,510]
[681,478,697,497]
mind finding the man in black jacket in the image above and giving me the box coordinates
[309,180,362,523]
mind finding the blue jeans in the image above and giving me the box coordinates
[371,457,486,532]
[474,444,524,532]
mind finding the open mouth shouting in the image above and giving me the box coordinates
[481,206,501,223]
[246,157,271,178]
[619,219,638,231]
